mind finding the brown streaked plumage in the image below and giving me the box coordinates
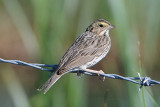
[37,19,114,94]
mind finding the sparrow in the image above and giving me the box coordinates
[37,19,114,94]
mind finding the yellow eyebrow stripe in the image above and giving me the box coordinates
[99,22,108,26]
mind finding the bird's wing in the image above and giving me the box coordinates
[57,32,110,74]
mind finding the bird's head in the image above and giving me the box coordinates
[86,19,114,35]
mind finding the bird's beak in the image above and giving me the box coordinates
[109,24,115,29]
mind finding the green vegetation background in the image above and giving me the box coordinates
[0,0,160,107]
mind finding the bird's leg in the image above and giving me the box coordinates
[77,71,82,79]
[84,69,105,81]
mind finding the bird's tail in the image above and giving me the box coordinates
[37,74,62,94]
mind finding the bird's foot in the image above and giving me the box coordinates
[98,70,105,81]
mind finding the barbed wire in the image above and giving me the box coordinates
[0,58,160,91]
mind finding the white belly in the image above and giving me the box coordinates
[86,45,111,68]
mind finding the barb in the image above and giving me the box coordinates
[0,58,160,90]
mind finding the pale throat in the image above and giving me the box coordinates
[105,30,109,36]
[99,29,110,36]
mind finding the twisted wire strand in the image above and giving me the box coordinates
[0,58,160,90]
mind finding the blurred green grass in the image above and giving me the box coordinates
[0,0,160,107]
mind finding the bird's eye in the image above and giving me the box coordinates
[99,24,103,27]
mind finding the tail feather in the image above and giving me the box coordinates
[37,74,62,94]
